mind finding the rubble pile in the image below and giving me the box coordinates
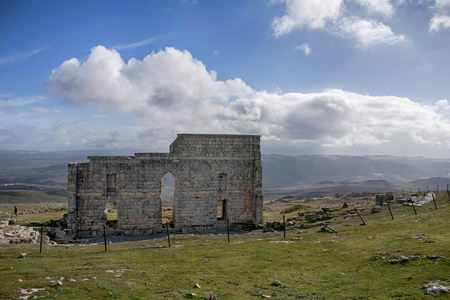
[0,221,48,244]
[265,208,332,231]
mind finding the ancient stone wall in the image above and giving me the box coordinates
[67,134,263,238]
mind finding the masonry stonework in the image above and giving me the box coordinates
[67,134,263,238]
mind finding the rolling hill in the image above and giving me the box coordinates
[1,150,450,193]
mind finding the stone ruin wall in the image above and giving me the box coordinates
[67,134,263,238]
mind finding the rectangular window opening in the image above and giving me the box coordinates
[107,174,117,193]
[217,199,227,220]
[219,173,227,191]
[106,202,118,221]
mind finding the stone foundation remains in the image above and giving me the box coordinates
[0,221,48,244]
[67,134,263,238]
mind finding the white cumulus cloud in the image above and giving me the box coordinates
[355,0,394,16]
[429,14,450,32]
[429,0,450,32]
[272,0,407,48]
[272,0,343,36]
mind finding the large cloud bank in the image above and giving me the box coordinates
[46,46,450,156]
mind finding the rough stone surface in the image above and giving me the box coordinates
[67,134,263,238]
[389,255,409,264]
[375,194,394,206]
[371,206,382,214]
[423,280,450,295]
[0,224,48,244]
[271,280,283,286]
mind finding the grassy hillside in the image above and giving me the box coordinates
[263,180,400,200]
[0,149,135,186]
[0,193,448,299]
[2,150,450,191]
[0,184,66,204]
[262,154,450,188]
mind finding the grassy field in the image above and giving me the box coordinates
[0,184,66,204]
[0,204,67,225]
[0,194,449,299]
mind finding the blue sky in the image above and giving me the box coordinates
[1,0,450,157]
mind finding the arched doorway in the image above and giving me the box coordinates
[161,172,175,228]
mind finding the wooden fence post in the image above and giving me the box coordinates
[386,202,394,220]
[431,193,438,209]
[354,208,366,226]
[103,225,107,251]
[227,219,230,244]
[409,198,417,215]
[40,226,44,253]
[166,221,171,248]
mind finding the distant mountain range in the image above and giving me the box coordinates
[262,154,450,188]
[1,150,450,190]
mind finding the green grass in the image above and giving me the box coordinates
[0,188,66,204]
[162,209,173,223]
[0,203,67,225]
[279,204,310,214]
[0,194,449,299]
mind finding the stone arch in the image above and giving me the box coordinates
[160,171,176,228]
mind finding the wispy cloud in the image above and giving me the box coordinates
[296,43,312,55]
[0,47,48,66]
[32,107,62,114]
[112,38,156,50]
[113,31,207,51]
[0,95,46,107]
[338,17,407,48]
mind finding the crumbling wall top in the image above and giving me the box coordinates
[170,133,261,158]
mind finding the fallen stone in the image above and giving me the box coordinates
[264,221,283,231]
[405,234,428,240]
[271,280,282,286]
[389,255,409,264]
[0,225,48,245]
[287,216,302,222]
[18,287,45,297]
[371,207,381,214]
[423,280,450,295]
[375,194,394,206]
